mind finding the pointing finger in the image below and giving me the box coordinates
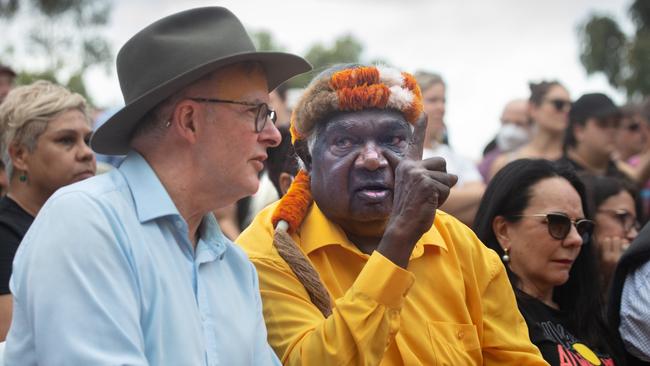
[405,113,428,161]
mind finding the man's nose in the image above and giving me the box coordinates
[355,142,388,171]
[259,119,282,147]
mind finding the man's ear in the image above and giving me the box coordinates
[171,101,200,143]
[279,172,294,196]
[492,215,512,252]
[9,142,29,172]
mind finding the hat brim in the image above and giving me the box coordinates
[91,51,311,155]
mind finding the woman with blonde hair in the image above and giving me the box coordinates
[0,80,96,340]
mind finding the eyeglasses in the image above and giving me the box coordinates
[544,99,572,112]
[597,209,640,234]
[510,213,594,242]
[188,97,277,133]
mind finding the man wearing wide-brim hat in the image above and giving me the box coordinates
[5,7,310,365]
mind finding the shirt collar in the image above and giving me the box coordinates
[299,203,447,258]
[119,151,180,223]
[196,213,229,263]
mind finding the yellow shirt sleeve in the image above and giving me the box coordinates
[251,251,413,365]
[480,253,550,365]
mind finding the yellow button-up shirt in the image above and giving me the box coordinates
[237,202,548,365]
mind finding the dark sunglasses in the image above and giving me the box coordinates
[545,99,572,112]
[597,209,640,234]
[511,213,594,242]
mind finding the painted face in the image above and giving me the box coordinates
[190,63,281,202]
[505,177,586,295]
[309,109,411,235]
[594,190,638,243]
[530,85,571,133]
[422,83,446,144]
[22,109,96,197]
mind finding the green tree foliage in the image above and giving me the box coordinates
[293,34,364,87]
[252,30,286,52]
[251,30,367,88]
[578,0,650,98]
[0,0,114,105]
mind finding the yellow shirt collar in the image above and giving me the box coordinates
[299,203,448,258]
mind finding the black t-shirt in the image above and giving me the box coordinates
[0,196,34,294]
[517,293,616,366]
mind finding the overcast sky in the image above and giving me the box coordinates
[84,0,633,160]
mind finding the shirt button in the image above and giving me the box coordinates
[457,330,465,339]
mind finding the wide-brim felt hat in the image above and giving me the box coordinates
[91,6,311,155]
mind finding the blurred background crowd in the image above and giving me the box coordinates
[0,0,650,363]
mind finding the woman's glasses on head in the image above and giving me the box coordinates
[511,212,594,242]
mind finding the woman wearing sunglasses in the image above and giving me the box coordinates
[581,175,639,295]
[474,159,622,365]
[489,80,571,179]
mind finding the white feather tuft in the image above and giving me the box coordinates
[387,86,414,110]
[377,66,403,87]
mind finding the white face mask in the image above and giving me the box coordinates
[496,124,530,152]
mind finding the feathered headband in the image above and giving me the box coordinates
[269,65,423,317]
[274,65,423,233]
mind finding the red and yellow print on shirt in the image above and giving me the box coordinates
[557,342,614,366]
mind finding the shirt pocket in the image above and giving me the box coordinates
[427,321,481,366]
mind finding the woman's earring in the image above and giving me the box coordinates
[19,172,27,182]
[501,248,510,264]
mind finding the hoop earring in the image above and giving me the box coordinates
[501,248,510,264]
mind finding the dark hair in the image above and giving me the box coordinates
[580,174,640,222]
[473,159,616,355]
[267,125,299,197]
[529,80,562,106]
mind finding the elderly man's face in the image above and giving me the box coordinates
[309,109,411,234]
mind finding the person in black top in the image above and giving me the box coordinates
[473,159,623,365]
[0,80,96,340]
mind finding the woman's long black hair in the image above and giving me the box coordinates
[472,158,620,359]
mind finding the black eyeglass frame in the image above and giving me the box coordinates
[509,212,594,241]
[188,97,277,133]
[596,208,641,234]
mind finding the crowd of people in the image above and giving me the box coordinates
[0,5,649,366]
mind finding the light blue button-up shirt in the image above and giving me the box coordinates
[5,152,280,366]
